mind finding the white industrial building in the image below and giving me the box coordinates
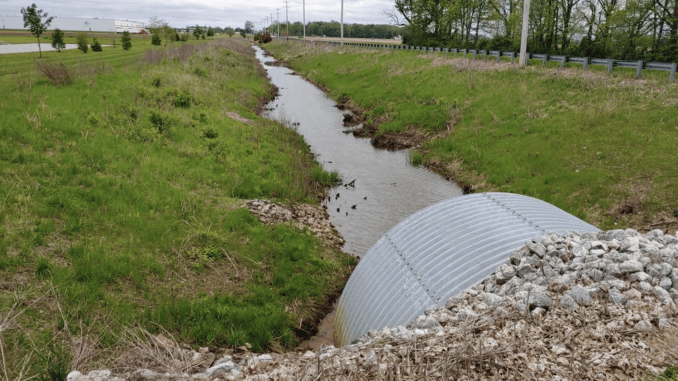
[0,16,145,33]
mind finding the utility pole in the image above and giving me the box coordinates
[271,13,274,35]
[284,0,290,40]
[340,0,344,45]
[276,8,280,38]
[303,0,306,40]
[519,0,530,67]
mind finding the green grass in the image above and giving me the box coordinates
[0,38,354,376]
[266,41,678,230]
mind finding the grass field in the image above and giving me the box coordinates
[297,36,402,45]
[267,41,678,232]
[0,30,227,82]
[0,36,354,376]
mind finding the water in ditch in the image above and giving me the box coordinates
[253,45,463,347]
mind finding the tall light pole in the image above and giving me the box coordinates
[519,0,530,68]
[303,0,306,40]
[276,8,280,38]
[284,0,290,40]
[340,0,344,45]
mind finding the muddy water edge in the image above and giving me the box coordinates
[253,45,463,349]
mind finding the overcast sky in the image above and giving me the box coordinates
[0,0,396,29]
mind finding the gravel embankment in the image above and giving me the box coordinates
[68,228,678,380]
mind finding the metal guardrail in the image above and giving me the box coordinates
[333,192,599,346]
[298,39,677,81]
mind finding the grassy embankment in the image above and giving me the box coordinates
[266,41,678,232]
[0,36,354,376]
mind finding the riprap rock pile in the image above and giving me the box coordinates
[69,228,678,380]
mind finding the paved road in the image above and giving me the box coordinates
[0,43,105,54]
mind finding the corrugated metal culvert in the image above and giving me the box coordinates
[334,192,599,346]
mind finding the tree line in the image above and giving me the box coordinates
[393,0,678,61]
[247,20,404,39]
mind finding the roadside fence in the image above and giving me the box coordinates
[291,39,677,81]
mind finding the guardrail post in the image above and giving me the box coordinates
[583,57,588,71]
[607,59,614,74]
[636,60,643,78]
[454,48,458,58]
[542,54,548,67]
[511,52,515,64]
[473,50,477,60]
[483,50,487,61]
[671,63,677,81]
[561,56,566,68]
[496,52,500,62]
[445,49,449,59]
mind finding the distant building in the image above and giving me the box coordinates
[0,16,145,33]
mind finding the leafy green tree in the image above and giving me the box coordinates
[207,27,215,36]
[225,27,235,37]
[20,3,54,58]
[193,25,203,40]
[151,32,162,46]
[76,32,88,53]
[50,28,65,52]
[201,34,205,40]
[175,32,180,41]
[91,38,102,52]
[244,21,254,33]
[162,25,174,44]
[240,30,246,38]
[121,31,132,50]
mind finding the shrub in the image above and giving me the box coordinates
[180,33,189,42]
[193,67,208,77]
[91,38,102,52]
[151,32,161,46]
[121,31,132,50]
[240,31,246,38]
[201,34,206,40]
[148,110,173,133]
[36,61,72,85]
[202,127,219,139]
[76,32,88,53]
[175,32,180,41]
[258,32,272,44]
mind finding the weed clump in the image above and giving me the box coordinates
[35,256,52,279]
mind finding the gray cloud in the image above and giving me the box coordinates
[0,0,396,29]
